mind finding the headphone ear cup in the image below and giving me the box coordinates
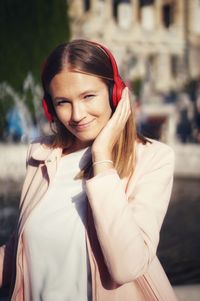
[112,77,126,107]
[42,95,54,122]
[112,83,118,108]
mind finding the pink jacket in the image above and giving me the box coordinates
[0,137,179,301]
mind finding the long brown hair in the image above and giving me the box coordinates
[41,39,149,178]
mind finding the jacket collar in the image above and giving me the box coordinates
[31,143,63,163]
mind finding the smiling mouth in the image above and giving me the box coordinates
[71,119,95,131]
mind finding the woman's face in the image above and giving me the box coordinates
[49,68,112,149]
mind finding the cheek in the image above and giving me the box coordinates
[55,107,71,123]
[100,102,112,121]
[94,95,112,118]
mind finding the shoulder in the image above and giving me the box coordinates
[26,135,56,163]
[136,138,174,159]
[125,138,175,195]
[30,135,54,149]
[135,138,175,171]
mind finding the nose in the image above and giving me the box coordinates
[71,103,86,123]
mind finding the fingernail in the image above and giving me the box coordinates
[123,87,128,95]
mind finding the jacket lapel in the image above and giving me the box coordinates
[18,146,62,236]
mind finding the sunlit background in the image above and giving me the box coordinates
[0,1,200,300]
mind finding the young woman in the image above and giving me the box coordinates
[0,39,179,301]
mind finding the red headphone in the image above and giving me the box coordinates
[42,41,126,121]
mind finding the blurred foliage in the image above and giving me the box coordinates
[131,77,142,98]
[0,0,70,90]
[0,0,70,139]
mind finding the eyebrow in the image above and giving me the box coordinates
[53,97,70,102]
[53,89,98,102]
[79,89,97,96]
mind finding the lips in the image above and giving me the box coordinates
[70,119,95,131]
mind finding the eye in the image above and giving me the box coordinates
[56,99,70,106]
[84,94,95,100]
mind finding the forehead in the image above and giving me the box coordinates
[49,69,106,94]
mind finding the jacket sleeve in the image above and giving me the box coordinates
[0,246,5,287]
[85,142,175,285]
[0,234,16,288]
[0,142,33,288]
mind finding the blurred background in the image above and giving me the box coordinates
[0,1,200,300]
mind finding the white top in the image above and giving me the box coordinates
[23,147,92,301]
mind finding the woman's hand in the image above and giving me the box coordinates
[91,87,131,168]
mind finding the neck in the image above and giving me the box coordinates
[62,140,91,155]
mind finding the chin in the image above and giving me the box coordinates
[75,128,101,140]
[76,135,95,143]
[74,133,99,145]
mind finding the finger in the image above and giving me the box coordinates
[114,87,129,115]
[117,90,130,120]
[118,88,131,119]
[108,88,130,128]
[112,102,130,131]
[118,94,131,127]
[121,86,129,100]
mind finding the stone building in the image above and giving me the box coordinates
[68,0,200,94]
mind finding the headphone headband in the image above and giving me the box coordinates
[91,41,120,78]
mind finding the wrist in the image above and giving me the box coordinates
[93,159,113,167]
[92,160,114,176]
[91,150,112,163]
